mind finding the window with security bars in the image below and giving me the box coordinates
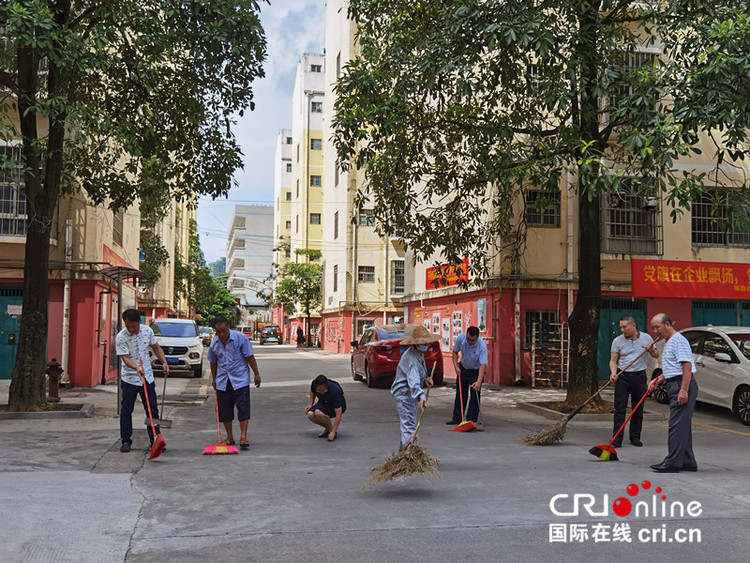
[310,213,321,225]
[525,190,560,228]
[359,209,375,226]
[525,310,560,347]
[113,209,124,246]
[391,260,405,295]
[333,264,338,292]
[610,50,659,111]
[0,144,28,236]
[601,178,662,255]
[358,265,375,283]
[692,190,750,247]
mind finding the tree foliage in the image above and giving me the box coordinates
[334,0,750,403]
[1,0,268,409]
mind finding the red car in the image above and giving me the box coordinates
[350,324,444,388]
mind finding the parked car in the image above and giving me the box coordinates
[350,324,444,388]
[259,325,283,345]
[149,318,204,378]
[238,326,253,339]
[198,327,214,346]
[650,326,750,425]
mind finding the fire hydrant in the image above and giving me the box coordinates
[46,358,63,403]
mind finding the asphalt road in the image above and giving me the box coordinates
[1,344,749,562]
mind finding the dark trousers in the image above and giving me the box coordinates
[120,380,160,445]
[612,370,648,443]
[452,364,481,422]
[664,376,698,468]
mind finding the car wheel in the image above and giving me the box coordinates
[734,386,750,426]
[365,363,377,388]
[650,371,669,404]
[192,364,203,378]
[351,359,362,381]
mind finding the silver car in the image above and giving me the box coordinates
[652,326,750,425]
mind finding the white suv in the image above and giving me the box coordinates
[149,318,204,378]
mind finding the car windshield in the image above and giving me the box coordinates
[152,322,197,338]
[376,328,404,341]
[729,335,750,360]
[263,326,279,332]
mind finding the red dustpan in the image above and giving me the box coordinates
[451,370,478,432]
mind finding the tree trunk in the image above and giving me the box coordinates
[8,3,69,410]
[565,1,604,407]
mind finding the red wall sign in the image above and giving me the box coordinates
[425,259,469,290]
[631,259,750,299]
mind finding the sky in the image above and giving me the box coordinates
[196,0,326,264]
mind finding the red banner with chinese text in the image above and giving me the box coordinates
[425,259,469,290]
[631,259,750,299]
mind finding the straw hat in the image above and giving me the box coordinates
[401,324,440,346]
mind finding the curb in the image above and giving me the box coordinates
[0,403,94,419]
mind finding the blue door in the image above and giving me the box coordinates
[0,286,23,379]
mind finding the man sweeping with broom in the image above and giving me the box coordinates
[364,325,440,488]
[391,325,440,451]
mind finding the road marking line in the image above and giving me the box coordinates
[693,420,750,437]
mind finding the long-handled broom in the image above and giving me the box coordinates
[589,387,651,461]
[139,363,166,460]
[364,370,439,488]
[519,343,658,445]
[203,391,239,455]
[451,366,478,433]
[144,370,172,429]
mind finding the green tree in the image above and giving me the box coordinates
[334,1,750,405]
[1,0,267,410]
[264,248,322,346]
[200,273,240,325]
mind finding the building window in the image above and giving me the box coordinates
[0,144,28,236]
[358,265,375,283]
[692,189,750,247]
[285,220,291,230]
[310,175,321,187]
[334,164,339,187]
[296,179,299,198]
[286,136,293,144]
[113,209,124,246]
[334,211,339,239]
[525,310,560,348]
[391,260,405,295]
[333,264,338,292]
[601,178,662,255]
[296,215,299,233]
[310,213,321,225]
[310,64,322,73]
[356,320,372,336]
[525,190,560,228]
[311,101,323,113]
[310,138,322,150]
[610,50,659,112]
[285,191,291,201]
[286,163,292,173]
[336,53,341,78]
[285,248,291,259]
[359,209,375,226]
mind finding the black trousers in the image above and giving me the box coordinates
[120,380,160,445]
[452,364,481,422]
[612,370,648,442]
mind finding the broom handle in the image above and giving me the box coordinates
[412,363,437,440]
[609,387,651,446]
[159,369,168,422]
[139,361,158,438]
[568,339,660,419]
[214,392,223,444]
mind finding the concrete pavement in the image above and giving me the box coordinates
[1,345,749,562]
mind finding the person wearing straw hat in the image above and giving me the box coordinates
[391,325,440,451]
[447,326,487,425]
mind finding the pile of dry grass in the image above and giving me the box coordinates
[363,443,439,489]
[517,419,567,446]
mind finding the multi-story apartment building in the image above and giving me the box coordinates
[226,205,274,329]
[321,2,750,387]
[319,2,405,354]
[273,129,294,270]
[1,137,195,387]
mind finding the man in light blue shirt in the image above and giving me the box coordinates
[448,326,488,424]
[648,313,698,473]
[208,317,261,449]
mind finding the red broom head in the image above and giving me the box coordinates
[588,444,619,461]
[203,444,239,455]
[450,420,478,433]
[149,435,167,459]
